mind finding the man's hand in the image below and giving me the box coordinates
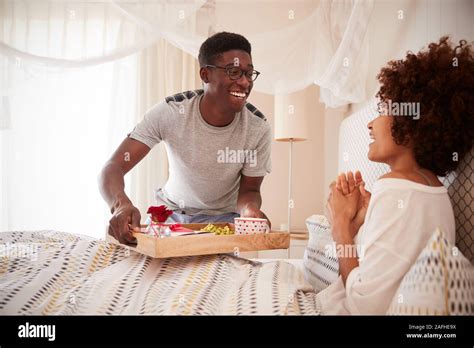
[99,137,150,245]
[236,175,271,228]
[108,199,141,245]
[240,203,272,229]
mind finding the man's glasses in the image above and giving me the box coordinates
[205,65,260,81]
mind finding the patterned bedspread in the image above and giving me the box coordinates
[0,231,319,315]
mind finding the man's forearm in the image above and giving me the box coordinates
[98,162,131,213]
[236,190,262,213]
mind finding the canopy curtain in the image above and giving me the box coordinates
[1,0,375,105]
[0,0,199,237]
[0,1,140,236]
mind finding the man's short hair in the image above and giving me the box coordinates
[198,32,252,67]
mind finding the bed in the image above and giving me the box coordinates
[0,230,318,315]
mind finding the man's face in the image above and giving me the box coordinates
[202,49,254,114]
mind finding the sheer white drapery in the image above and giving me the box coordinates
[0,1,203,237]
[1,0,375,105]
[0,1,141,236]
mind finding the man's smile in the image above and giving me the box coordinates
[229,90,248,99]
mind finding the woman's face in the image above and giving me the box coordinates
[367,115,408,164]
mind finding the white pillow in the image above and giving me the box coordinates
[387,227,474,315]
[303,215,339,292]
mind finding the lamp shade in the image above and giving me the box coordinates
[274,91,309,142]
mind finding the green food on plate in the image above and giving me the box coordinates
[200,224,234,235]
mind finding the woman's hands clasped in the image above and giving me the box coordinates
[326,170,371,240]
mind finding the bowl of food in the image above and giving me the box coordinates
[234,217,270,235]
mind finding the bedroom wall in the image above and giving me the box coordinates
[247,86,326,232]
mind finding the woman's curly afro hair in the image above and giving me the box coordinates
[376,36,474,176]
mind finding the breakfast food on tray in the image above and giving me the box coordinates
[199,224,234,235]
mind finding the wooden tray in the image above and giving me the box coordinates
[106,223,290,258]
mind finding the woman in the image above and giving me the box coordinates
[321,36,473,314]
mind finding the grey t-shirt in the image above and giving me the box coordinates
[128,89,272,216]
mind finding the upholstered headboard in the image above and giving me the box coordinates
[338,100,389,192]
[338,101,474,263]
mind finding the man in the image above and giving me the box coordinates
[99,32,272,244]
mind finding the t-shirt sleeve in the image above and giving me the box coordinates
[127,101,169,149]
[241,121,272,177]
[341,189,418,314]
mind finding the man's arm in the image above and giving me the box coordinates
[98,137,150,244]
[236,175,271,227]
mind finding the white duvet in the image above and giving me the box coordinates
[0,230,319,315]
